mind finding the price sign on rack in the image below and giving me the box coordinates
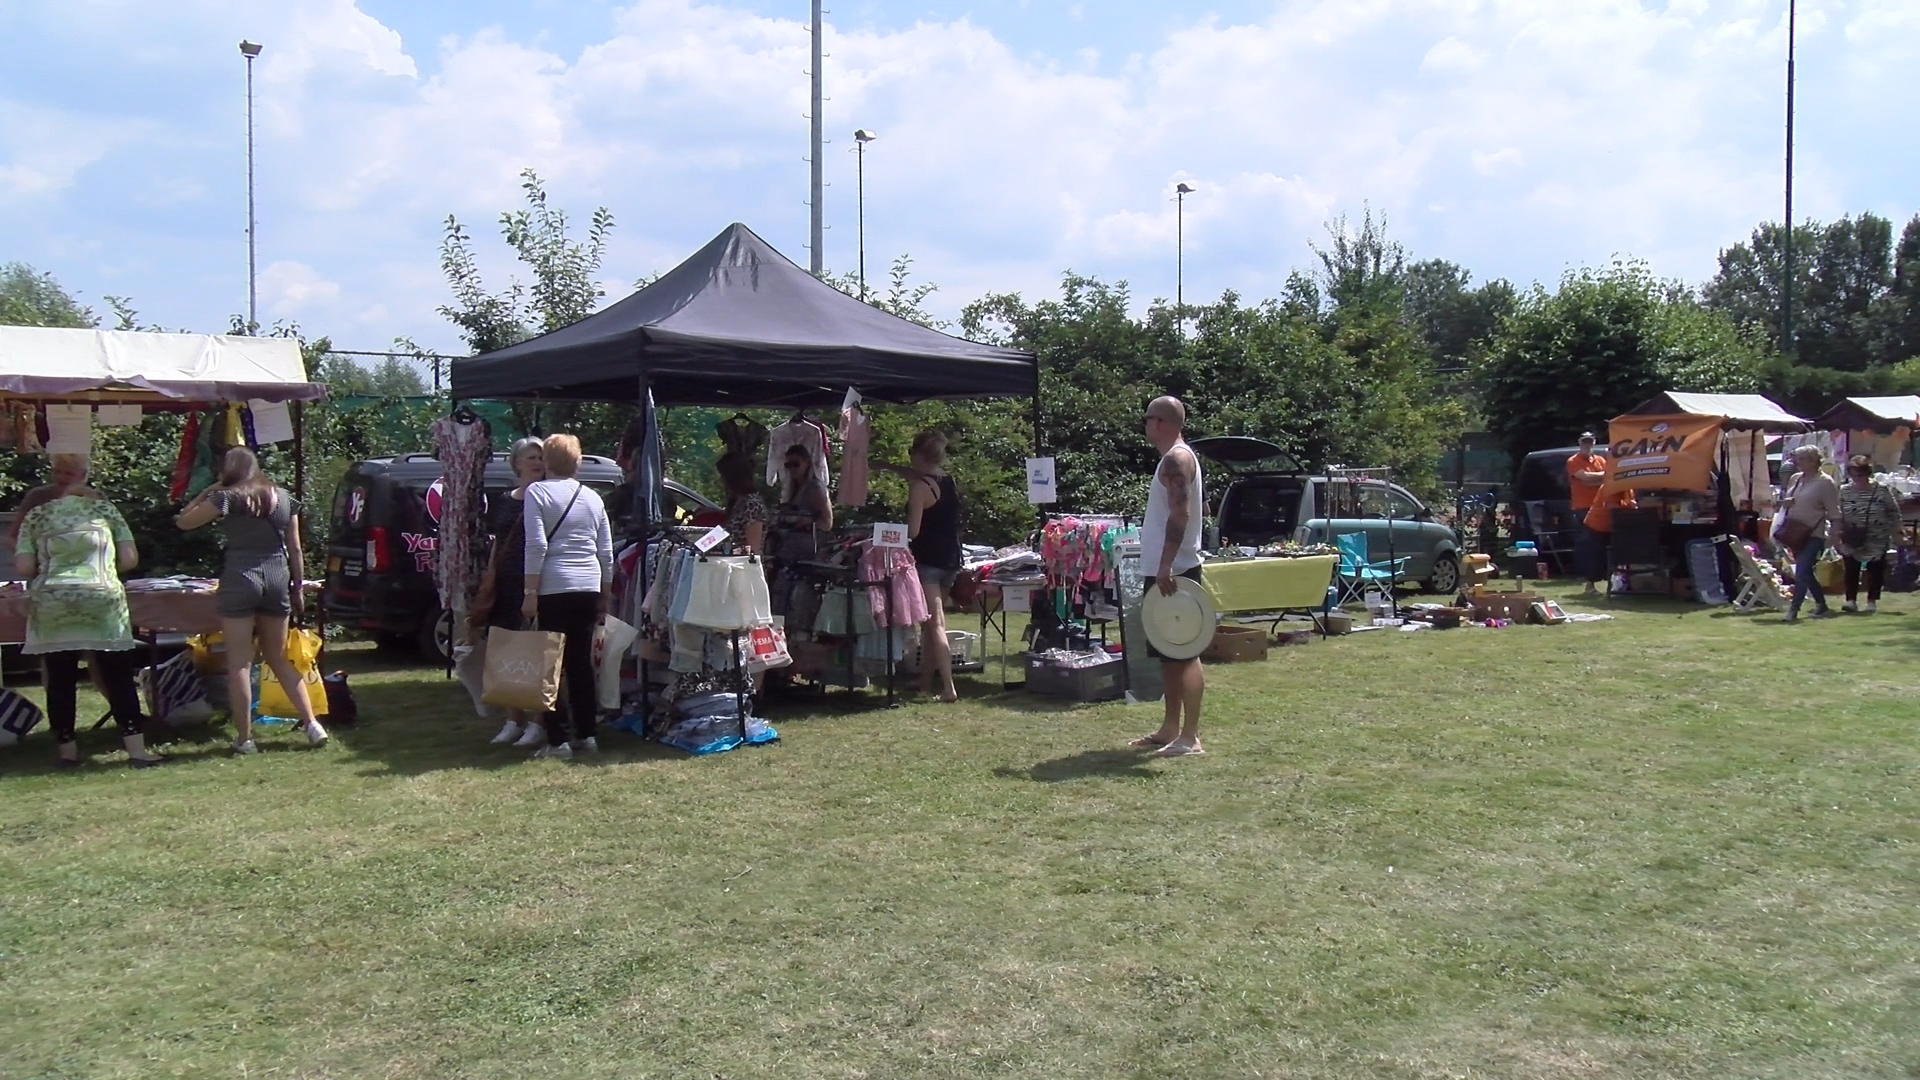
[871,522,910,549]
[693,525,731,553]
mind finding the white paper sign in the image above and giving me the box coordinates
[871,522,911,549]
[95,405,143,427]
[1026,456,1057,504]
[45,404,93,455]
[693,525,731,553]
[248,399,296,445]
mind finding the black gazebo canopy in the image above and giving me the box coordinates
[451,223,1036,408]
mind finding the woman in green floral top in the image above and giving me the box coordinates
[14,455,164,768]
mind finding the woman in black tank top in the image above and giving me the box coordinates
[903,431,962,702]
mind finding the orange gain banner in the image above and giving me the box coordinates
[1602,413,1724,493]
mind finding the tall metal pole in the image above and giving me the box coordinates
[857,140,867,300]
[1176,190,1184,313]
[241,41,262,332]
[1782,0,1796,355]
[809,0,824,276]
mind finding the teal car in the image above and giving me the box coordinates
[1193,437,1463,594]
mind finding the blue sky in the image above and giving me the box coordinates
[2,0,1914,356]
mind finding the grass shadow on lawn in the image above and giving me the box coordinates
[991,747,1164,783]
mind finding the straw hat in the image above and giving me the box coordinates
[1141,577,1217,660]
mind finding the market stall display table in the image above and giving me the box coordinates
[0,580,224,644]
[1201,555,1339,633]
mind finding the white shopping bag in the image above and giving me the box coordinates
[592,616,640,710]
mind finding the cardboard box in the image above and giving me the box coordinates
[1202,624,1269,663]
[1320,611,1355,635]
[1467,586,1540,621]
[1025,653,1126,702]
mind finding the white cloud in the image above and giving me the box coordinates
[260,260,342,316]
[1421,35,1487,72]
[0,101,146,199]
[3,0,1913,349]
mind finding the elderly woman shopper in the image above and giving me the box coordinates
[1835,454,1903,614]
[520,433,613,760]
[470,436,549,746]
[1778,444,1839,623]
[15,455,164,768]
[176,447,330,753]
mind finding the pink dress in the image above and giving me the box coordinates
[861,546,929,627]
[836,406,870,506]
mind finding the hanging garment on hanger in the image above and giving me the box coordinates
[717,414,767,460]
[169,412,202,500]
[836,405,870,506]
[766,416,831,489]
[431,413,493,611]
[861,546,930,627]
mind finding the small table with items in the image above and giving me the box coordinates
[1200,554,1341,634]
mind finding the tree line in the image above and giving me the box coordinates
[5,180,1918,554]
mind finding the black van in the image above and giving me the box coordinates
[322,453,718,659]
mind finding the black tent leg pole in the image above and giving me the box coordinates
[636,373,651,735]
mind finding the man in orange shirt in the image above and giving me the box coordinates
[1566,432,1609,596]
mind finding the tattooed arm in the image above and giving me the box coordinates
[1156,446,1196,595]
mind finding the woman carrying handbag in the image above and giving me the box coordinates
[1835,454,1902,614]
[1776,445,1838,623]
[520,434,613,760]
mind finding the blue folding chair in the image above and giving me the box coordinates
[1333,532,1408,607]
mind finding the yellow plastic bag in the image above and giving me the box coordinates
[258,628,330,718]
[188,632,226,675]
[1815,555,1846,592]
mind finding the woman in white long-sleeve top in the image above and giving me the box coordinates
[519,433,613,759]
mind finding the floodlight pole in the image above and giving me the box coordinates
[1782,0,1796,354]
[240,40,263,332]
[809,0,824,275]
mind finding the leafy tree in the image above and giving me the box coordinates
[1,262,94,328]
[1402,259,1517,373]
[1478,262,1767,460]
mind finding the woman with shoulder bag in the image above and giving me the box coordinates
[1776,445,1839,623]
[520,434,613,760]
[470,437,548,746]
[1835,454,1902,614]
[175,447,328,753]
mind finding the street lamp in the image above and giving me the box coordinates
[854,129,877,301]
[1175,181,1196,328]
[239,40,263,333]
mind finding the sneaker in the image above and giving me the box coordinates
[1866,601,1878,614]
[1784,612,1799,624]
[1842,601,1858,612]
[512,724,547,748]
[531,742,573,761]
[490,721,523,745]
[304,720,329,747]
[232,739,259,756]
[1811,608,1837,619]
[130,755,168,769]
[53,756,82,770]
[571,737,599,755]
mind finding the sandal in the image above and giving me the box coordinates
[1129,735,1170,750]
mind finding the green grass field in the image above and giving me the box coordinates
[2,589,1915,1079]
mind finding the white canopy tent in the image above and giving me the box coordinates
[0,326,325,403]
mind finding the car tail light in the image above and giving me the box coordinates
[367,526,391,573]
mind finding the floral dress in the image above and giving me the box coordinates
[18,496,135,655]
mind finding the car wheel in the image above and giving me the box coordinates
[416,608,454,662]
[1425,554,1460,595]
